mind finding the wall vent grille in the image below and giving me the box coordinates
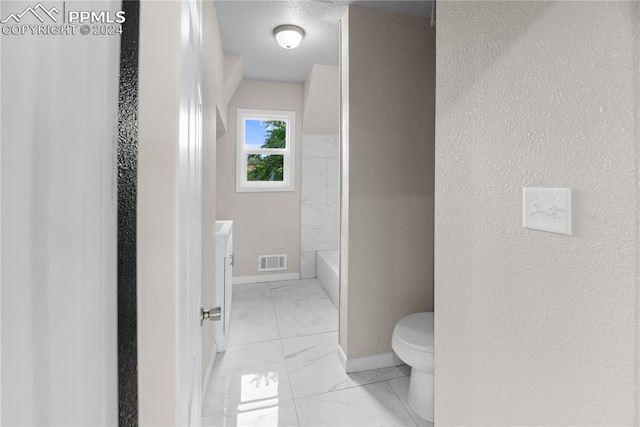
[258,254,287,271]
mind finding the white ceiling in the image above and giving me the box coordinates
[214,1,433,84]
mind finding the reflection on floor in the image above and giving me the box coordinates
[202,278,432,427]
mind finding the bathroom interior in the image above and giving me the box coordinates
[204,1,435,425]
[162,0,640,424]
[3,0,637,424]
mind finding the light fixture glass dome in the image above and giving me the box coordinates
[273,25,305,49]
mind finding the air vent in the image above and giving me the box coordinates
[258,254,287,272]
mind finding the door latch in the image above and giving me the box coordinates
[200,306,222,326]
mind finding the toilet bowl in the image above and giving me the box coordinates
[391,312,434,422]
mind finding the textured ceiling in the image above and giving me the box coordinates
[214,1,433,83]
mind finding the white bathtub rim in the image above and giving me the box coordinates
[317,250,339,308]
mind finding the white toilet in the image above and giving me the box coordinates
[391,312,434,422]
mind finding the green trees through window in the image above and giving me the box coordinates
[247,120,286,182]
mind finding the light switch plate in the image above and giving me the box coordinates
[523,187,572,235]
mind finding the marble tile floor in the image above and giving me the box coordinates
[202,278,432,427]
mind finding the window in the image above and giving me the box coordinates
[236,108,295,192]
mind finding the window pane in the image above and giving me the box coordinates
[247,154,284,182]
[245,120,287,149]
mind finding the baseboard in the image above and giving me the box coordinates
[201,340,217,412]
[337,344,348,372]
[337,345,404,373]
[233,273,300,285]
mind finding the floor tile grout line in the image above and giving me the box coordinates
[227,288,279,347]
[269,286,283,340]
[292,376,391,402]
[270,284,304,427]
[267,278,323,290]
[230,282,274,310]
[271,290,331,305]
[279,328,339,342]
[271,297,331,308]
[225,335,283,349]
[286,345,303,427]
[280,329,338,343]
[386,378,421,427]
[271,278,335,427]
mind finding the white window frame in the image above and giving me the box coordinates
[236,108,295,192]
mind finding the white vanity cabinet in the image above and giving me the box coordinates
[215,220,233,352]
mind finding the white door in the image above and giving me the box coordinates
[137,1,205,424]
[0,1,120,424]
[178,0,204,425]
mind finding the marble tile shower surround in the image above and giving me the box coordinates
[300,134,340,279]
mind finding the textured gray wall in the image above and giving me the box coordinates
[340,6,436,358]
[435,2,640,424]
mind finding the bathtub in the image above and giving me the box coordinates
[316,250,339,308]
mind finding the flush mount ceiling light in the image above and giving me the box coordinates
[273,25,305,49]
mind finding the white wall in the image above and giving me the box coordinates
[435,2,640,424]
[340,6,436,359]
[303,65,340,135]
[1,1,120,424]
[217,80,303,278]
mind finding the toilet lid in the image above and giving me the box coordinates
[394,312,434,351]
